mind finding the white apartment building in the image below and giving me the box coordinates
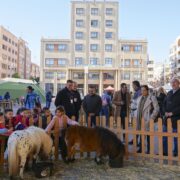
[40,0,148,95]
[169,36,180,78]
[147,58,154,83]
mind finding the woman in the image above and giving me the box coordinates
[136,85,159,153]
[156,87,167,118]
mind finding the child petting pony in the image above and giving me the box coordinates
[45,106,78,161]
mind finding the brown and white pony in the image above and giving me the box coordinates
[7,126,53,179]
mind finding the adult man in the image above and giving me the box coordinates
[112,83,131,141]
[55,80,76,118]
[46,90,53,108]
[83,86,102,127]
[72,81,82,122]
[163,77,180,156]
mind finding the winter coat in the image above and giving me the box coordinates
[112,90,131,120]
[163,88,180,129]
[83,94,102,116]
[135,95,159,130]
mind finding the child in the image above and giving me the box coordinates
[45,106,78,134]
[12,108,29,130]
[41,107,53,129]
[45,106,78,161]
[4,109,14,130]
[0,112,13,133]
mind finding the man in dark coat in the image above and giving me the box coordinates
[163,78,180,156]
[72,81,82,122]
[55,80,76,118]
[83,85,102,127]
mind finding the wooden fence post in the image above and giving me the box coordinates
[141,118,145,157]
[178,120,180,166]
[167,118,173,165]
[29,116,34,126]
[54,117,60,160]
[149,119,154,161]
[125,117,129,159]
[109,116,114,129]
[101,116,106,127]
[158,118,163,164]
[88,116,91,127]
[38,116,42,128]
[96,116,100,126]
[133,118,137,157]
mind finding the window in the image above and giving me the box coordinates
[123,59,130,67]
[2,44,7,50]
[73,72,84,79]
[105,58,113,65]
[58,44,67,51]
[12,41,14,45]
[76,20,84,27]
[91,20,98,27]
[106,20,113,27]
[133,72,142,80]
[57,72,66,79]
[88,73,99,79]
[103,72,114,80]
[75,57,83,66]
[76,8,84,15]
[148,68,153,71]
[2,35,8,41]
[9,39,11,43]
[58,59,66,66]
[76,32,83,39]
[91,32,98,39]
[45,72,54,79]
[134,45,142,52]
[75,44,83,51]
[45,58,54,66]
[45,83,54,93]
[90,44,98,52]
[105,44,113,52]
[133,59,139,67]
[90,58,98,65]
[121,72,130,80]
[46,44,54,51]
[91,8,98,15]
[106,8,113,15]
[8,48,11,52]
[121,45,130,52]
[105,32,113,39]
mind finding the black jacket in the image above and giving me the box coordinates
[55,87,76,117]
[157,93,166,117]
[83,94,102,115]
[164,88,180,128]
[72,90,82,114]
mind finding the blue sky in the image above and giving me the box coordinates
[0,0,180,65]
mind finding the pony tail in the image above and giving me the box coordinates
[8,139,19,177]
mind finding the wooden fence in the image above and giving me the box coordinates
[1,115,179,166]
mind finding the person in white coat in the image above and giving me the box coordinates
[136,85,159,153]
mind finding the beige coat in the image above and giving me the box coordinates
[135,95,159,130]
[112,90,131,120]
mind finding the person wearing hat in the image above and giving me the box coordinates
[25,86,39,110]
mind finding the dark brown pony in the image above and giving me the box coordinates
[61,126,125,168]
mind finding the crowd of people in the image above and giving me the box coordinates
[0,77,180,158]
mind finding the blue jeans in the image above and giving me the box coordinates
[163,125,178,155]
[46,101,51,108]
[101,106,109,126]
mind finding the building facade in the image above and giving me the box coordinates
[169,36,180,78]
[31,63,40,78]
[0,26,18,78]
[40,1,148,95]
[147,58,154,84]
[0,26,31,79]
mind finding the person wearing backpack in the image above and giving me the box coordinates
[101,91,111,126]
